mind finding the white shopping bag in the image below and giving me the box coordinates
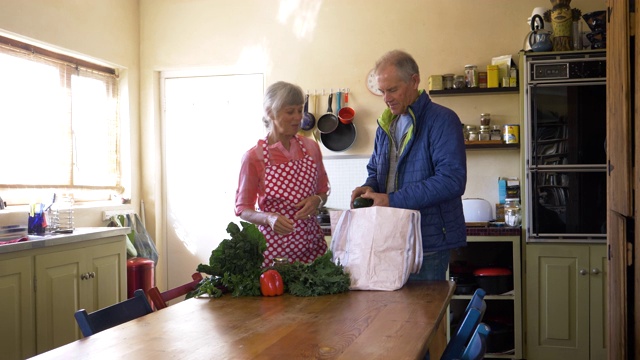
[330,207,423,291]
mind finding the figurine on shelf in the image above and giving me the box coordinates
[544,0,582,51]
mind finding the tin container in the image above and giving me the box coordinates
[478,72,487,88]
[428,75,443,91]
[487,65,499,88]
[503,124,519,144]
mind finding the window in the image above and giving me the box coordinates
[0,35,121,205]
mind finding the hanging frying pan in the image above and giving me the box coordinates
[317,93,339,134]
[300,93,315,131]
[320,121,356,152]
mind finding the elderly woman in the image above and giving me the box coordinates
[235,81,329,267]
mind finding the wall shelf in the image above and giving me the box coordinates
[429,87,519,97]
[465,141,520,150]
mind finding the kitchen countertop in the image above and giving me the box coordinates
[0,227,130,255]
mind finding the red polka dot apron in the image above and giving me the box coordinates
[258,136,327,267]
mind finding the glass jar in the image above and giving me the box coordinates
[490,125,502,141]
[443,74,454,89]
[453,75,466,89]
[272,257,289,267]
[464,125,476,141]
[479,128,491,141]
[480,113,491,126]
[467,130,479,141]
[464,65,478,87]
[504,198,521,227]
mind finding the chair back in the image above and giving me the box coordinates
[465,288,486,316]
[74,288,153,337]
[147,272,203,310]
[461,323,491,360]
[441,300,486,360]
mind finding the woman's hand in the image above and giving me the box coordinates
[293,195,321,221]
[267,213,295,235]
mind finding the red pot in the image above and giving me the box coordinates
[473,267,513,295]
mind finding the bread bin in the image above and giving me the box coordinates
[462,198,493,222]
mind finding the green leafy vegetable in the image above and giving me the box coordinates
[189,221,267,298]
[188,221,350,299]
[276,251,351,297]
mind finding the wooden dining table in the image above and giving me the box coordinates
[31,280,455,360]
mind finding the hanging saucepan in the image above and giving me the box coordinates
[320,121,356,152]
[317,93,339,134]
[300,93,315,131]
[338,91,355,125]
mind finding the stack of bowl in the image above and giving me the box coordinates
[582,10,606,49]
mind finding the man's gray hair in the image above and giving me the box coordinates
[374,50,420,83]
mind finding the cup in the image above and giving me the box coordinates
[572,21,583,50]
[28,206,46,235]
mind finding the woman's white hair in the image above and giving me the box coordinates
[262,81,305,129]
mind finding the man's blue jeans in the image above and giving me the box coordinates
[409,249,451,360]
[409,249,451,281]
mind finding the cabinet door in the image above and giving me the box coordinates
[35,248,87,353]
[589,245,607,360]
[0,256,36,360]
[526,244,590,360]
[87,241,125,310]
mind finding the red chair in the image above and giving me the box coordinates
[147,272,203,310]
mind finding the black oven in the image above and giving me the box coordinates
[523,50,606,242]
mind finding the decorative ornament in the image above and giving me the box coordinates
[544,0,581,51]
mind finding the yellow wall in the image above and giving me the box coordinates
[0,0,605,288]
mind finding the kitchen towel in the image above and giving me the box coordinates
[330,207,422,291]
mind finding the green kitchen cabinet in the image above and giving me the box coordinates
[0,255,36,359]
[0,229,127,359]
[525,243,606,360]
[35,239,125,353]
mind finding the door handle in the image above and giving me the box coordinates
[579,269,588,275]
[80,272,96,280]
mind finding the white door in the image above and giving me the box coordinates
[162,72,264,289]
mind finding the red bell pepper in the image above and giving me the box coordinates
[260,269,284,296]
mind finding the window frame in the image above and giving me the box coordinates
[0,34,123,206]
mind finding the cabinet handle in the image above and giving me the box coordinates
[89,272,96,278]
[81,273,88,280]
[579,269,588,275]
[592,268,601,275]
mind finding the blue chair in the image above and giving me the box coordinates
[465,288,486,316]
[460,323,491,360]
[440,288,487,360]
[74,288,153,337]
